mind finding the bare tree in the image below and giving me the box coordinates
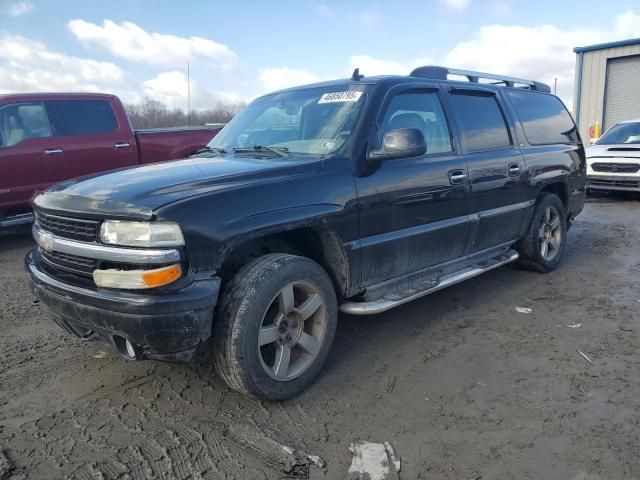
[125,97,246,129]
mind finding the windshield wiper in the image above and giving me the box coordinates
[191,146,226,156]
[232,145,289,157]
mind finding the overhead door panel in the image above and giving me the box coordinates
[604,55,640,130]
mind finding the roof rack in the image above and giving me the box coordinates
[409,66,551,93]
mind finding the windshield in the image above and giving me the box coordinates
[208,86,367,156]
[598,122,640,145]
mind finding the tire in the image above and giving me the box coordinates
[515,193,567,273]
[213,253,338,400]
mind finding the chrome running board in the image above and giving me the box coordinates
[340,250,519,315]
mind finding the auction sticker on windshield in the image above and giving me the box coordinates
[318,91,363,104]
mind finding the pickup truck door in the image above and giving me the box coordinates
[444,87,529,252]
[0,101,67,210]
[43,99,137,180]
[354,85,470,286]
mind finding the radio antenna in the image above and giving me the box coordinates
[187,62,191,127]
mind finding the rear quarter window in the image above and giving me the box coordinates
[505,90,578,145]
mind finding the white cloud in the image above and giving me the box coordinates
[0,33,138,100]
[347,10,640,111]
[349,55,431,77]
[0,34,241,109]
[143,71,241,110]
[68,19,238,69]
[0,0,33,16]
[615,10,640,37]
[440,0,471,12]
[258,67,320,93]
[443,11,640,107]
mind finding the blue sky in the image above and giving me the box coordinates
[1,0,640,110]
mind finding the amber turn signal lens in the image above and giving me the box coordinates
[93,263,182,289]
[142,264,182,288]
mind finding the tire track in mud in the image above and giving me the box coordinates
[10,363,335,479]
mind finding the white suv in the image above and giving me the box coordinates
[587,119,640,193]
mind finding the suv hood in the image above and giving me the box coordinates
[587,144,640,159]
[34,155,321,220]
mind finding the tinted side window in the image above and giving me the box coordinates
[449,91,511,152]
[0,102,53,148]
[380,91,453,155]
[45,100,118,136]
[505,90,578,145]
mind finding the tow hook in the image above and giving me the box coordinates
[113,335,143,360]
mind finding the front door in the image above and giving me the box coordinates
[354,86,470,286]
[0,101,65,211]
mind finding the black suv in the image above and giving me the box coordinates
[26,66,586,400]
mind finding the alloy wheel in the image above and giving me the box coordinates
[257,281,327,381]
[539,205,562,261]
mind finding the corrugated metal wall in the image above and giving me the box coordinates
[574,43,640,140]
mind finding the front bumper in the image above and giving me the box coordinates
[26,250,220,361]
[586,175,640,192]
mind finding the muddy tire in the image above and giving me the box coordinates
[516,193,567,273]
[213,253,338,400]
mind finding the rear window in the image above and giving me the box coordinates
[449,91,512,152]
[45,100,118,136]
[505,90,578,145]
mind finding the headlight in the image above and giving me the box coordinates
[100,221,184,247]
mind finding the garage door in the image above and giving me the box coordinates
[604,55,640,130]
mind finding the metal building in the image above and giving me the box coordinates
[573,38,640,141]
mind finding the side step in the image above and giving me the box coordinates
[0,213,34,228]
[340,250,519,315]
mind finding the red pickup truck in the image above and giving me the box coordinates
[0,93,222,227]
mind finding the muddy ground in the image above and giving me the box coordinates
[1,194,640,480]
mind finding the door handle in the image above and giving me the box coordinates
[448,169,467,185]
[44,148,63,155]
[115,142,131,149]
[508,164,521,176]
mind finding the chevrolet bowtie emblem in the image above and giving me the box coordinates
[40,232,55,252]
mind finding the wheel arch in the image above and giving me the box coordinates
[539,181,569,208]
[217,226,351,299]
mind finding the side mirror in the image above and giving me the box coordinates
[369,128,427,161]
[590,137,599,145]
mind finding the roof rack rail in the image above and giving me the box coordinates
[409,66,551,93]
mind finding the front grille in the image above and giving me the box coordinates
[591,162,639,173]
[40,248,97,276]
[35,210,99,242]
[590,178,640,188]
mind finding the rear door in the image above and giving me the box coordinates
[355,85,470,285]
[44,99,137,179]
[445,87,528,252]
[0,101,62,210]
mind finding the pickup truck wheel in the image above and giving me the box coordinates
[213,254,337,400]
[516,193,567,273]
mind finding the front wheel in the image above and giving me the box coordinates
[516,193,567,272]
[213,254,337,400]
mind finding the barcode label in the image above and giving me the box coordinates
[318,91,363,104]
